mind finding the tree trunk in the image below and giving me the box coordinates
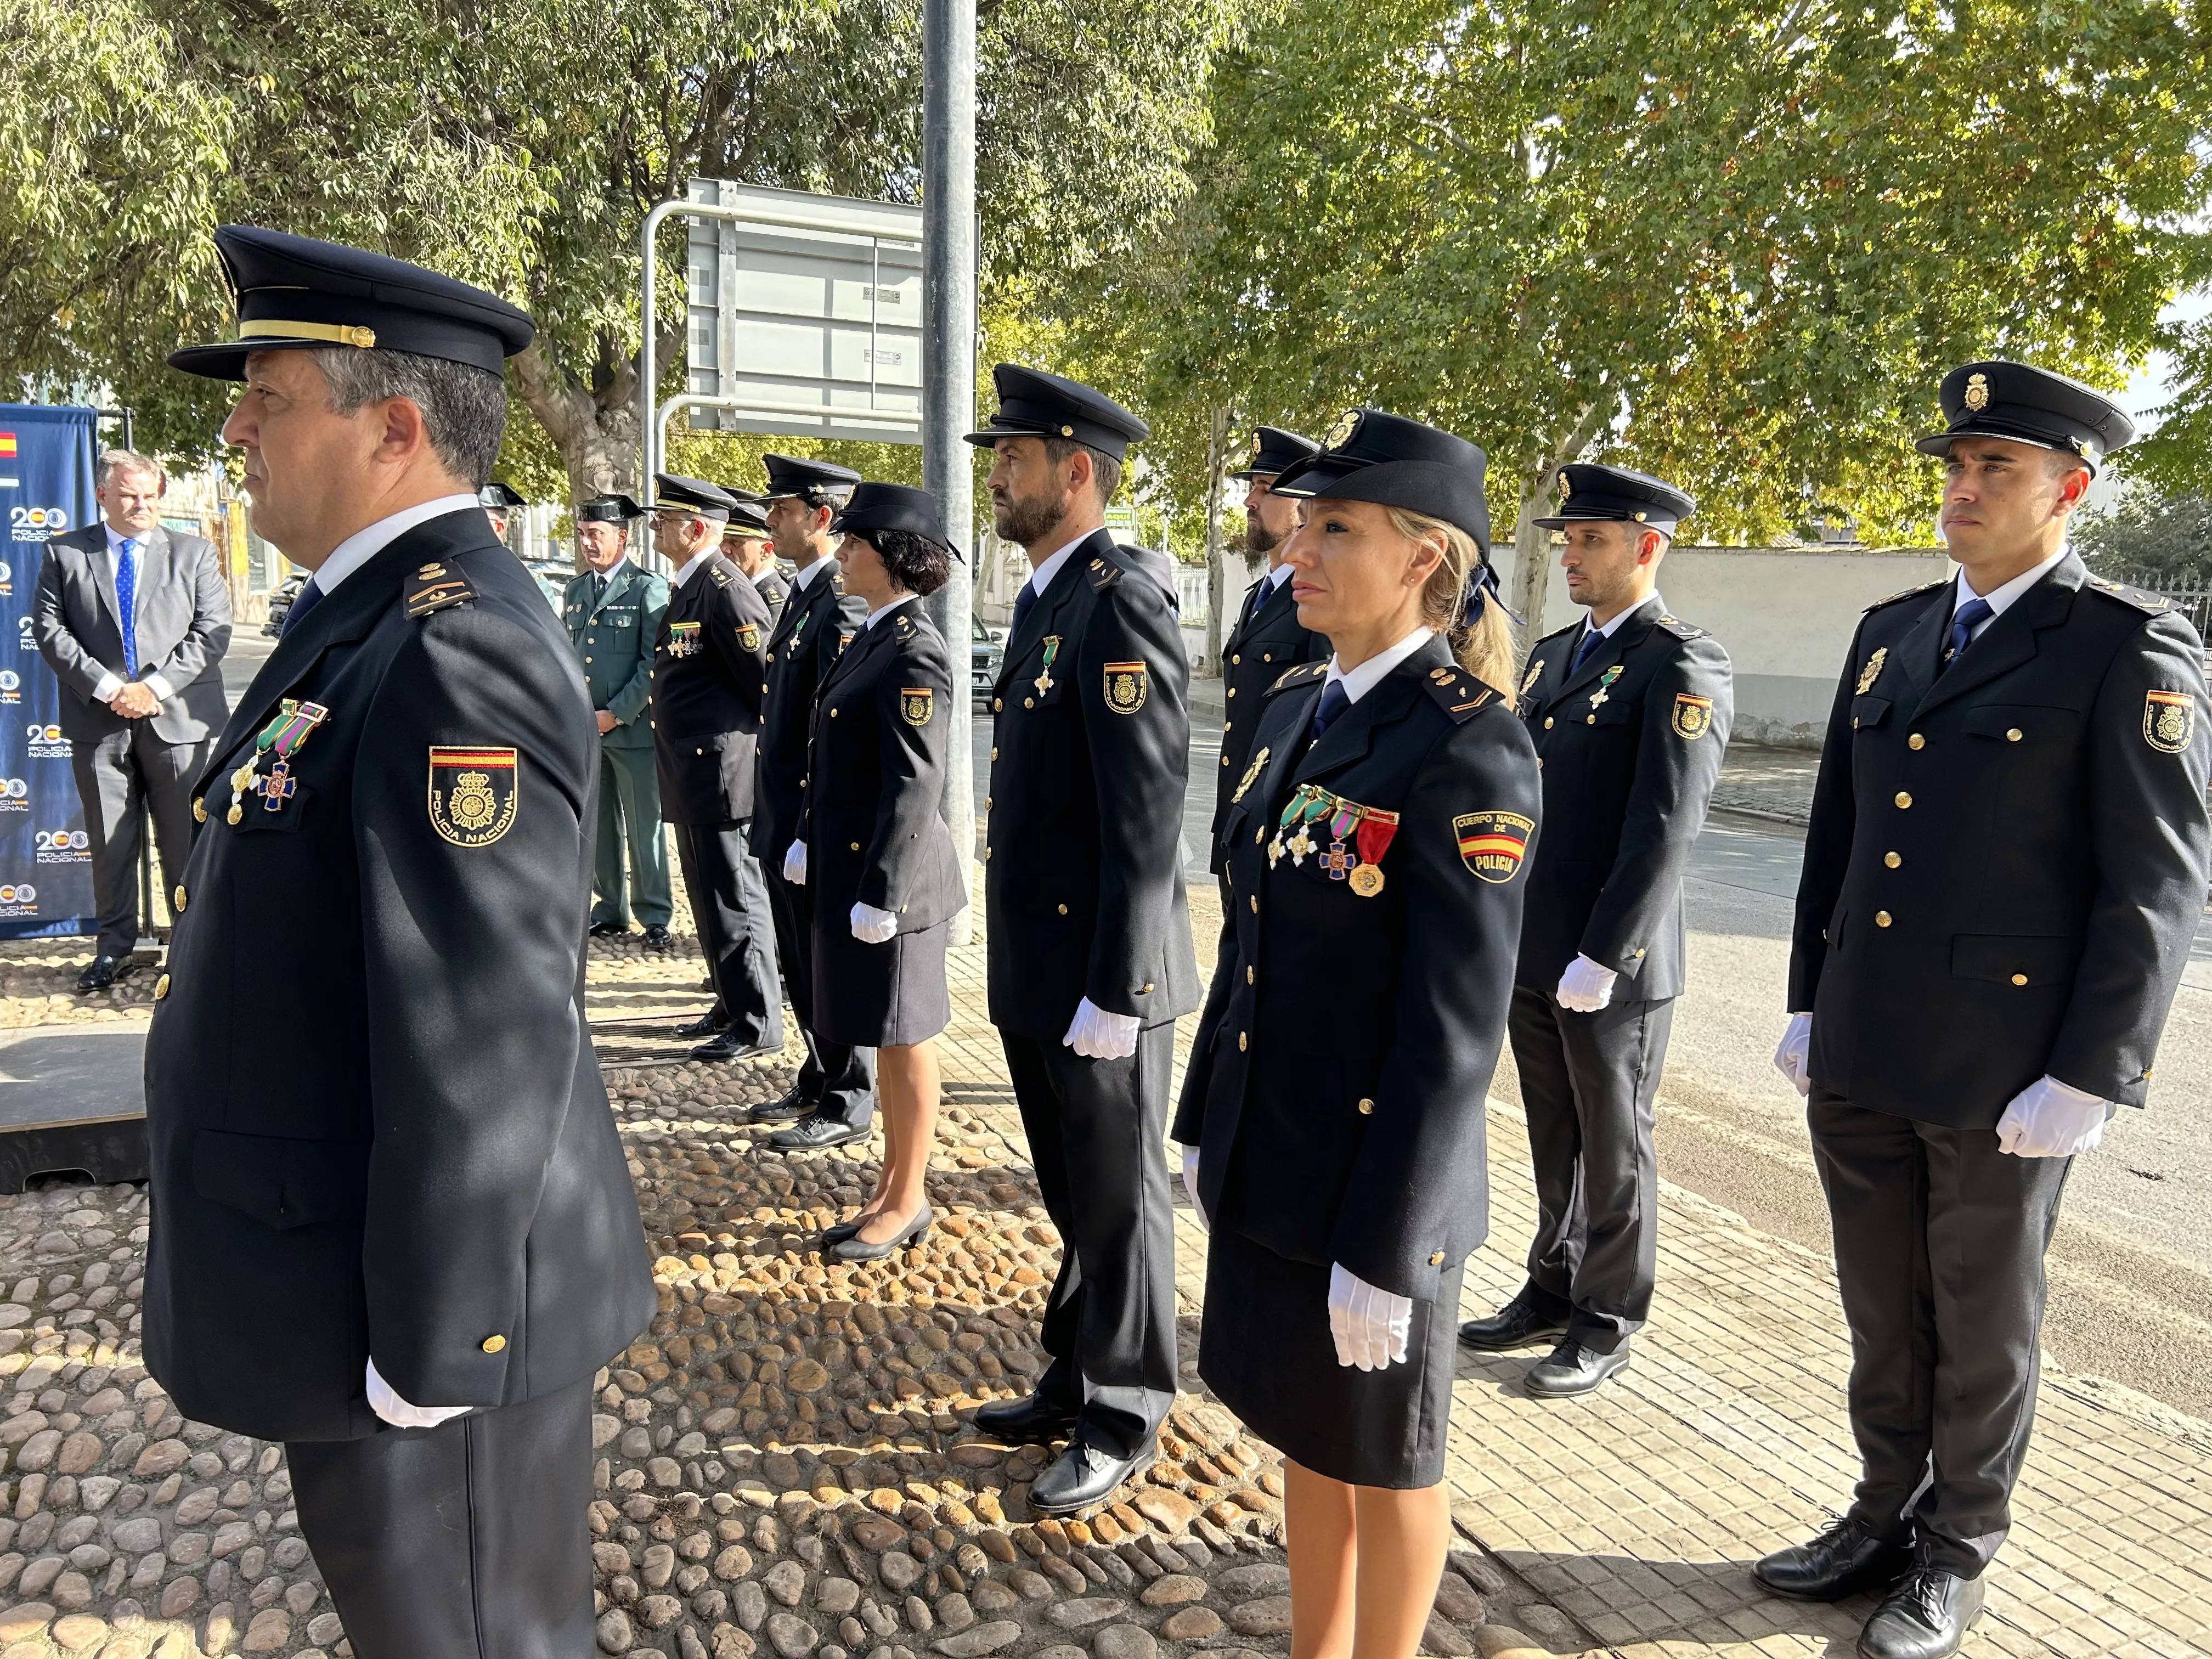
[510,337,665,569]
[1506,399,1611,654]
[1201,403,1231,675]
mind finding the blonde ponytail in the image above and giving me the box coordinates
[1387,506,1517,698]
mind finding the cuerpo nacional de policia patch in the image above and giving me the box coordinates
[1455,810,1533,883]
[2145,689,2196,754]
[1104,661,1149,714]
[901,687,934,727]
[428,747,520,847]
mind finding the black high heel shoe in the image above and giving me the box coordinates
[830,1204,934,1263]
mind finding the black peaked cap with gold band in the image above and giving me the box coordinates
[1229,425,1321,481]
[760,454,861,504]
[167,225,533,381]
[1532,463,1694,534]
[963,364,1150,461]
[1270,408,1491,548]
[718,489,772,535]
[833,482,964,560]
[575,494,645,524]
[652,473,739,523]
[1915,360,2136,474]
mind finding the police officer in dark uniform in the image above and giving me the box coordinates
[721,492,790,618]
[1760,363,2211,1659]
[749,453,878,1147]
[649,474,783,1062]
[151,226,655,1658]
[966,365,1200,1513]
[477,479,525,541]
[1459,464,1731,1396]
[566,493,674,946]
[1212,426,1326,871]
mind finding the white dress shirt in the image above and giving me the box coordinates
[92,524,172,705]
[670,551,711,590]
[1951,549,2066,643]
[1323,625,1437,708]
[1020,530,1094,605]
[1573,590,1664,661]
[864,597,912,630]
[789,555,832,593]
[309,493,481,599]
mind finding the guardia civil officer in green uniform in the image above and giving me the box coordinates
[477,479,524,542]
[150,226,655,1659]
[566,492,674,945]
[1212,426,1327,871]
[1762,364,2212,1659]
[967,365,1199,1514]
[650,474,783,1061]
[1176,410,1538,1659]
[749,453,878,1149]
[1459,465,1730,1396]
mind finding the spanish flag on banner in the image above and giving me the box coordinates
[0,433,17,458]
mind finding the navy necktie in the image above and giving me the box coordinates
[1573,625,1605,673]
[1942,596,1994,674]
[1310,680,1350,743]
[115,539,139,677]
[1010,581,1038,644]
[281,578,325,637]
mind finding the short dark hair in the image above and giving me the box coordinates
[1042,436,1122,504]
[872,528,953,597]
[311,346,506,488]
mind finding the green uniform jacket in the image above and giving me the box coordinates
[563,560,668,751]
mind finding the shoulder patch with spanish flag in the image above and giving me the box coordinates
[1455,810,1533,883]
[428,747,520,847]
[2145,689,2195,754]
[1103,661,1149,714]
[901,687,934,726]
[1673,692,1714,739]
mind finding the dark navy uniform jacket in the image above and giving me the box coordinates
[750,564,868,863]
[984,529,1200,1038]
[754,567,790,622]
[1212,571,1325,868]
[142,511,654,1443]
[651,552,774,826]
[798,599,965,932]
[1790,554,2212,1127]
[1173,636,1542,1300]
[1515,599,1733,998]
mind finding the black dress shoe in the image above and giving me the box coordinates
[674,1008,731,1040]
[589,920,629,938]
[1458,1288,1572,1352]
[769,1113,871,1152]
[692,1031,779,1062]
[972,1392,1080,1446]
[1525,1338,1630,1397]
[76,956,117,992]
[828,1204,934,1263]
[1753,1517,1915,1602]
[1857,1566,1984,1659]
[642,924,672,950]
[751,1087,812,1124]
[822,1212,875,1249]
[1028,1439,1157,1517]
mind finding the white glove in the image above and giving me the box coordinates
[1555,953,1618,1013]
[1996,1074,2117,1158]
[1774,1013,1813,1098]
[1327,1263,1412,1371]
[782,840,807,885]
[1062,996,1141,1060]
[365,1358,471,1430]
[1181,1144,1209,1233]
[850,901,899,943]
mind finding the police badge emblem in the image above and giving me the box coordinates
[1326,409,1360,448]
[1856,647,1888,696]
[1232,746,1269,804]
[1520,657,1545,695]
[1454,810,1534,884]
[428,747,520,847]
[901,687,934,727]
[1672,692,1714,740]
[1964,372,1990,411]
[1104,661,1149,714]
[2145,689,2195,754]
[737,623,761,654]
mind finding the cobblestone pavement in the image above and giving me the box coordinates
[1703,747,1817,828]
[0,882,2204,1658]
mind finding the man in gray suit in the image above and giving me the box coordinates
[33,451,232,988]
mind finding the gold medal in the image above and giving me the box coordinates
[232,760,257,793]
[1349,863,1385,898]
[225,802,242,825]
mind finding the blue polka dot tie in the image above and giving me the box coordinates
[115,539,138,678]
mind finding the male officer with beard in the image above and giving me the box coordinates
[149,225,654,1657]
[1459,465,1730,1397]
[966,365,1199,1513]
[749,453,876,1146]
[1211,426,1325,872]
[1762,363,2210,1659]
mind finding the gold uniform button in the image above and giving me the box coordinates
[193,797,206,823]
[830,707,839,717]
[153,974,170,1000]
[994,698,1003,712]
[1261,652,1272,663]
[1884,851,1901,868]
[1908,733,1926,750]
[1231,653,1241,665]
[1057,904,1068,915]
[1894,791,1912,809]
[1226,687,1237,699]
[1586,714,1596,724]
[1357,1098,1374,1115]
[1246,966,1254,985]
[990,747,998,760]
[985,848,992,861]
[2006,728,2023,742]
[2011,973,2029,986]
[1238,1032,1248,1052]
[1428,1251,1445,1266]
[1249,895,1258,912]
[173,885,187,912]
[985,796,993,810]
[1222,720,1232,733]
[1544,717,1555,729]
[482,1335,506,1354]
[1142,982,1154,993]
[850,842,861,851]
[1875,910,1893,927]
[1024,697,1035,709]
[1254,828,1263,843]
[584,657,592,664]
[226,803,242,826]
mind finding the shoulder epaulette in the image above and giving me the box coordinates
[1086,554,1124,593]
[1420,663,1497,724]
[708,563,734,588]
[405,560,476,619]
[1865,578,1948,612]
[2081,573,2170,614]
[1267,661,1328,695]
[1652,613,1708,640]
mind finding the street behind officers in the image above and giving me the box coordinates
[783,483,966,1261]
[1459,465,1731,1396]
[1175,409,1538,1659]
[1763,362,2212,1659]
[148,225,653,1657]
[1211,425,1326,872]
[649,474,783,1062]
[568,492,674,947]
[969,365,1199,1514]
[751,453,878,1148]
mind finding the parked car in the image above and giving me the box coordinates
[261,572,306,639]
[973,613,1004,708]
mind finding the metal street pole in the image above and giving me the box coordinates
[922,0,979,942]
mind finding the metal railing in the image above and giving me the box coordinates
[2121,571,2212,638]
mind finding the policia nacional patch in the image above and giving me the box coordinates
[901,687,935,727]
[428,747,520,847]
[1455,810,1534,883]
[1673,692,1714,739]
[2145,690,2196,754]
[1104,661,1149,714]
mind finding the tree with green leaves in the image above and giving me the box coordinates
[2076,485,2212,584]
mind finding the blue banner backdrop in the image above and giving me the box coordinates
[0,405,98,938]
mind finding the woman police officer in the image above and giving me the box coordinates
[782,484,966,1262]
[1172,411,1539,1659]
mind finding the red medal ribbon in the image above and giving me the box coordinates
[1355,806,1399,868]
